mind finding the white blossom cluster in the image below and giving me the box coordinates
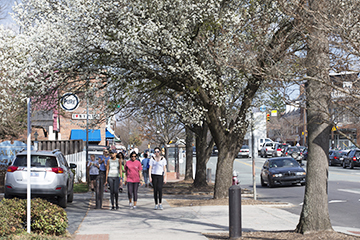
[1,0,339,130]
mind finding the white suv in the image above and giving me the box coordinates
[260,142,278,158]
[5,149,76,208]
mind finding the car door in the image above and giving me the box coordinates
[261,160,270,181]
[57,153,71,190]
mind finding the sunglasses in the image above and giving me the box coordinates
[131,155,136,158]
[155,151,160,153]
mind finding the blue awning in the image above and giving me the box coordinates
[70,129,101,142]
[106,128,115,139]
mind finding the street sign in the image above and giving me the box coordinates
[72,114,100,120]
[60,93,80,112]
[259,105,266,112]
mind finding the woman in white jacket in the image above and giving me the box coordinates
[149,147,167,210]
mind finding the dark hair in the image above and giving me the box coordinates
[117,152,124,159]
[154,147,161,152]
[130,151,137,157]
[144,153,148,158]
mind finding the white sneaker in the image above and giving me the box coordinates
[133,206,137,210]
[154,205,158,210]
[129,203,133,210]
[159,204,163,210]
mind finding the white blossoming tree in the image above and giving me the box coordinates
[2,0,304,199]
[3,0,360,234]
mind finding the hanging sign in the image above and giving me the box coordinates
[60,93,80,112]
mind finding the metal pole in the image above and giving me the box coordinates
[95,175,100,209]
[229,185,242,238]
[26,98,31,233]
[251,111,256,200]
[86,89,89,184]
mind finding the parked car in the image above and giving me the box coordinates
[328,150,347,166]
[260,142,278,158]
[272,143,290,157]
[4,149,77,208]
[260,157,306,188]
[283,146,303,164]
[342,148,360,169]
[238,145,250,158]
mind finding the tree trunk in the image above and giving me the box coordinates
[296,0,332,233]
[184,126,193,181]
[213,140,239,199]
[193,124,214,188]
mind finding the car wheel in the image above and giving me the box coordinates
[260,175,266,187]
[58,189,68,208]
[350,161,355,169]
[68,188,74,203]
[342,160,347,168]
[4,193,12,199]
[267,176,274,188]
[301,182,306,186]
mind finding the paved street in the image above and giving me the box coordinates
[206,155,360,230]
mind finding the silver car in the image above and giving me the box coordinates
[4,149,76,208]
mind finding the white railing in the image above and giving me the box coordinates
[65,151,86,183]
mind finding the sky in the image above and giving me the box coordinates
[0,0,16,29]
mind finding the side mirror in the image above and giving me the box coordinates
[70,163,77,169]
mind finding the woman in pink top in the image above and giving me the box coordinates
[125,152,144,209]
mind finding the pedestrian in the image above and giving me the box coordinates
[149,147,167,210]
[87,154,99,192]
[125,152,144,209]
[117,152,126,193]
[98,149,110,201]
[141,153,150,187]
[105,150,122,210]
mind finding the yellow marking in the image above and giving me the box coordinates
[235,159,262,170]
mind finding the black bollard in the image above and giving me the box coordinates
[95,175,101,209]
[229,184,242,239]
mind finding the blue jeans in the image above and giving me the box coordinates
[143,169,149,185]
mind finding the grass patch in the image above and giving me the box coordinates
[73,183,88,193]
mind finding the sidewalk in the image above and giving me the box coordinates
[73,186,360,240]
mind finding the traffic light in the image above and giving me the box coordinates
[266,113,270,121]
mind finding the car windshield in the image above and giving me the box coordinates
[269,159,299,168]
[13,155,58,167]
[241,145,249,149]
[287,147,298,153]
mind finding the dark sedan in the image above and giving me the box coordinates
[260,157,306,188]
[329,150,347,166]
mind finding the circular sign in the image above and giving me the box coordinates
[60,93,80,112]
[259,105,266,112]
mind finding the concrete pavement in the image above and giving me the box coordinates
[72,186,360,240]
[1,187,359,239]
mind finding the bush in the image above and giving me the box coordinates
[0,198,68,237]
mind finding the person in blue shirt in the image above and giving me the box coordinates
[141,153,150,187]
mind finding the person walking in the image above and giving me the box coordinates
[98,149,110,207]
[87,154,99,192]
[117,152,126,193]
[125,152,143,209]
[105,150,122,210]
[141,153,150,187]
[149,147,167,210]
